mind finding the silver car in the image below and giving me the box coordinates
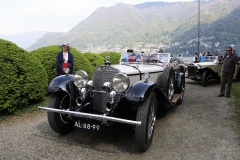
[39,53,185,151]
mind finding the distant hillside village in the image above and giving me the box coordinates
[79,36,237,57]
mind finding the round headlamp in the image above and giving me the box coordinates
[112,73,130,92]
[74,71,89,88]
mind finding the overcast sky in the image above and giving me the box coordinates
[1,0,194,35]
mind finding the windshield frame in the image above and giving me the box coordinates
[120,53,171,65]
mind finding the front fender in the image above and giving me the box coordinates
[198,67,219,78]
[125,80,156,102]
[47,75,74,93]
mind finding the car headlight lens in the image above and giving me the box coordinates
[112,73,130,92]
[74,71,89,88]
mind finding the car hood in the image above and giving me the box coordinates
[193,62,217,67]
[112,64,164,75]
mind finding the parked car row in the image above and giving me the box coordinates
[187,56,240,87]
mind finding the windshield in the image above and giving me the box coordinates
[200,56,218,63]
[120,53,171,65]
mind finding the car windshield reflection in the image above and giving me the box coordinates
[199,56,218,63]
[120,53,170,65]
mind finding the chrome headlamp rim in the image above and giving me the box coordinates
[74,70,89,88]
[112,73,130,92]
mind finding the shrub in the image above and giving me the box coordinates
[84,53,105,69]
[0,39,48,114]
[99,52,121,64]
[31,45,93,82]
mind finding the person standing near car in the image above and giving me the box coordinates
[159,49,163,53]
[218,47,238,98]
[207,51,212,56]
[56,42,74,76]
[194,52,200,63]
[215,51,219,58]
[199,52,206,62]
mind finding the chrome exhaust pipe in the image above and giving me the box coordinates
[38,106,141,126]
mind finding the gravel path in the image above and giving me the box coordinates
[1,79,240,160]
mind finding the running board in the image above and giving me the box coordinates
[172,94,181,103]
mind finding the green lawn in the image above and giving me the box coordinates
[232,82,240,108]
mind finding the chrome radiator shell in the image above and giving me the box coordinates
[93,66,121,113]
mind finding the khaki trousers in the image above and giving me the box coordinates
[220,72,234,95]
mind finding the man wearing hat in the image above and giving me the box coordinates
[56,42,74,76]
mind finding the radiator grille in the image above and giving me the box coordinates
[93,66,121,113]
[188,66,197,77]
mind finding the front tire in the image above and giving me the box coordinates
[47,92,74,135]
[236,70,240,81]
[135,92,157,151]
[176,77,185,105]
[202,70,208,87]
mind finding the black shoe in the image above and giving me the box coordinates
[218,94,224,97]
[226,95,230,98]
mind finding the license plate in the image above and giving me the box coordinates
[74,120,100,131]
[197,76,201,79]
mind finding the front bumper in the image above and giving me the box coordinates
[38,106,141,126]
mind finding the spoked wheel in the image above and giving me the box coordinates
[168,73,175,101]
[135,92,157,151]
[47,92,74,135]
[176,77,185,105]
[159,66,175,101]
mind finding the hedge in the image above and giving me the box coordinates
[99,52,121,64]
[0,39,48,114]
[84,53,105,69]
[31,45,93,82]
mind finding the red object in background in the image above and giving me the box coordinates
[128,55,135,61]
[62,63,70,68]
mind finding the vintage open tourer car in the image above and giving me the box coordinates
[187,56,240,87]
[38,53,185,151]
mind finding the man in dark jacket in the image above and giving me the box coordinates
[56,42,74,76]
[218,47,238,97]
[194,52,200,63]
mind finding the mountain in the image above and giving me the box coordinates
[164,2,240,55]
[27,32,63,51]
[0,31,47,50]
[202,5,240,45]
[27,0,240,54]
[172,0,240,42]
